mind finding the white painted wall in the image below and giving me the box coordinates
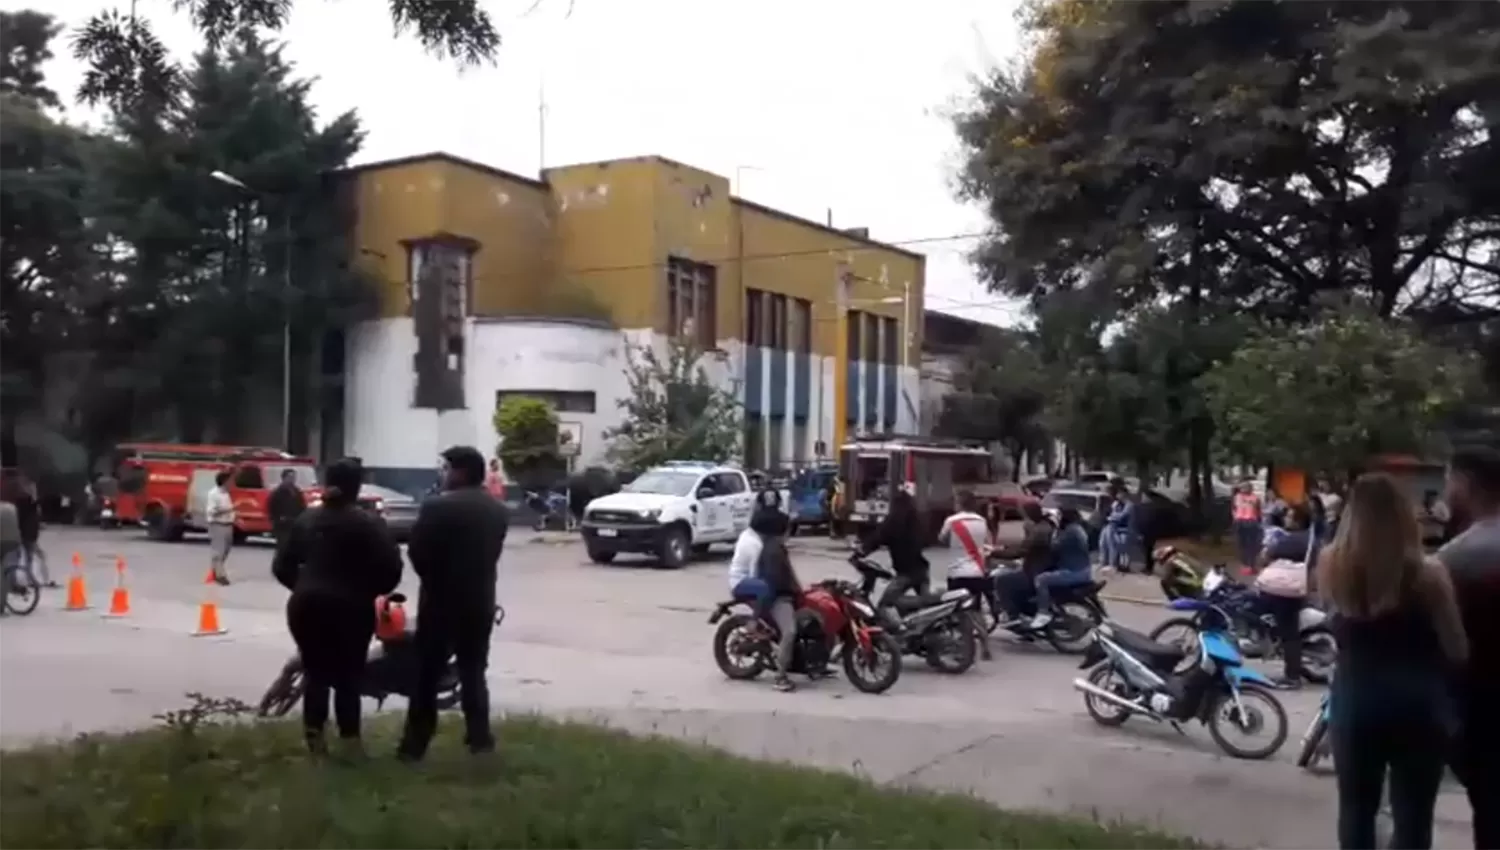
[346,317,923,475]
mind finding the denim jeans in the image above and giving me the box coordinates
[1101,528,1132,568]
[732,578,774,619]
[1036,570,1091,611]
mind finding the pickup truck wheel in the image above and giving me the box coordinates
[657,527,690,569]
[586,546,616,565]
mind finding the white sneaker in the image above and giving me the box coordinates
[1028,613,1053,629]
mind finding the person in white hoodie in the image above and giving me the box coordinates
[727,489,799,691]
[938,491,994,661]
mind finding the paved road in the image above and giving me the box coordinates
[0,527,1474,849]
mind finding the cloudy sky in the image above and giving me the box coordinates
[15,0,1029,326]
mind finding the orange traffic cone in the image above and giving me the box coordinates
[193,569,227,636]
[104,556,131,618]
[64,552,90,611]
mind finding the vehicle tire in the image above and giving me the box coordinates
[532,517,546,532]
[258,658,304,718]
[712,614,768,680]
[586,547,616,565]
[144,505,169,541]
[692,543,712,557]
[1298,625,1337,685]
[1207,684,1289,761]
[232,529,249,545]
[923,615,978,674]
[1295,712,1328,770]
[842,632,902,694]
[1045,600,1101,654]
[3,566,41,616]
[657,526,690,569]
[1082,663,1134,727]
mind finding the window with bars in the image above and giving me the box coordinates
[791,298,812,353]
[495,390,597,414]
[667,257,718,349]
[745,289,766,346]
[846,310,863,360]
[769,293,788,349]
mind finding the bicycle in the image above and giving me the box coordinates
[2,554,41,616]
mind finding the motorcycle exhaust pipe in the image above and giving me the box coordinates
[1071,677,1162,721]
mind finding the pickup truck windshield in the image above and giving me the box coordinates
[623,471,699,497]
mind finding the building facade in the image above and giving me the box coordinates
[332,153,925,491]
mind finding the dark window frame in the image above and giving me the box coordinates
[666,257,718,349]
[792,297,812,353]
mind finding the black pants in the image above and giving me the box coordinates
[399,607,495,759]
[993,569,1036,617]
[947,575,997,621]
[877,571,928,610]
[1259,593,1303,680]
[1331,675,1450,849]
[1453,691,1500,850]
[286,592,374,742]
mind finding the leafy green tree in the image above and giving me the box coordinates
[0,11,93,464]
[934,329,1050,479]
[955,0,1500,323]
[1201,306,1479,474]
[82,33,373,447]
[71,0,501,113]
[605,338,742,475]
[494,395,564,491]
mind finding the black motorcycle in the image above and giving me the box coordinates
[987,559,1109,654]
[849,553,982,674]
[258,595,506,717]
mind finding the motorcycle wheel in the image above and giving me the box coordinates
[842,632,902,694]
[1298,625,1337,684]
[1082,663,1135,727]
[712,614,768,680]
[1207,684,1289,761]
[1045,601,1101,654]
[923,615,978,674]
[258,658,304,718]
[1295,712,1329,770]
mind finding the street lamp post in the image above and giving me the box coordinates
[210,170,292,451]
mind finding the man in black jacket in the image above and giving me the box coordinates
[267,468,307,546]
[398,445,509,761]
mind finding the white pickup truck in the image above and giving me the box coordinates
[580,462,756,568]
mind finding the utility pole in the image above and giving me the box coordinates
[210,170,292,452]
[832,265,850,455]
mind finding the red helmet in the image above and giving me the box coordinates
[374,594,408,641]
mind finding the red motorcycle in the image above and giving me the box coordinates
[708,579,902,694]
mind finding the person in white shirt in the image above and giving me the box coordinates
[938,491,994,661]
[726,489,799,691]
[205,470,237,586]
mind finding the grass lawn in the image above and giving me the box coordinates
[0,697,1202,849]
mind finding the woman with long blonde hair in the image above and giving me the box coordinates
[1318,473,1467,850]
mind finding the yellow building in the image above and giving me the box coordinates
[334,152,924,488]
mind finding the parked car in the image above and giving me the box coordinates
[358,484,420,543]
[1042,487,1114,548]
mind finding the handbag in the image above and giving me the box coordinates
[1255,527,1316,598]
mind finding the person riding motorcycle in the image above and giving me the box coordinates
[728,489,802,692]
[938,490,994,660]
[858,486,930,621]
[1030,507,1093,628]
[993,501,1056,626]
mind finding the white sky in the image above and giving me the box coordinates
[12,0,1029,326]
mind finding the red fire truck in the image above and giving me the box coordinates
[110,443,319,541]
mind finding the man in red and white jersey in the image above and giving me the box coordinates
[938,490,994,661]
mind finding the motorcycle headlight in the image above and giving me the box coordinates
[638,508,661,520]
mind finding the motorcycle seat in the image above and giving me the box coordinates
[1109,624,1185,664]
[892,593,949,612]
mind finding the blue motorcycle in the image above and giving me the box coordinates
[1073,597,1289,760]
